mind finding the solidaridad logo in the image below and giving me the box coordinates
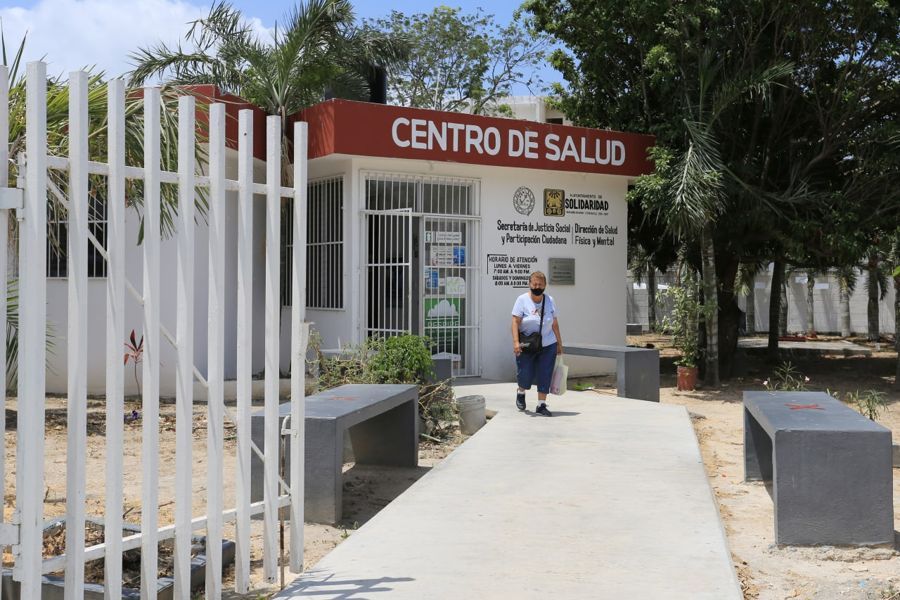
[512,186,536,216]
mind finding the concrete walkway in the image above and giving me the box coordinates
[277,381,742,599]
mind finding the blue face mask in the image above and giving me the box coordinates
[531,287,545,296]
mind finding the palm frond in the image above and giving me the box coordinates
[711,62,793,123]
[665,121,725,238]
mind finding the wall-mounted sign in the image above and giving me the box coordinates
[513,186,536,216]
[548,258,575,285]
[543,189,565,217]
[300,100,656,177]
[432,231,463,244]
[487,254,537,287]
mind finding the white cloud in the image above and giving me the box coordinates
[0,0,271,80]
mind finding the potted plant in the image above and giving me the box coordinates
[662,268,703,391]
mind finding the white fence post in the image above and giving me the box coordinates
[104,78,126,600]
[64,69,89,600]
[289,121,308,574]
[235,108,254,594]
[16,60,48,599]
[141,87,162,600]
[174,94,196,599]
[205,102,226,599]
[0,64,8,600]
[263,115,281,583]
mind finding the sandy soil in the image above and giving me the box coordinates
[5,334,899,599]
[601,334,900,600]
[2,397,464,598]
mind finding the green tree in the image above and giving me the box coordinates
[528,0,899,375]
[369,7,548,114]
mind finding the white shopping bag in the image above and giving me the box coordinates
[550,356,568,395]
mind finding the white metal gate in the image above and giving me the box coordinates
[364,208,413,337]
[0,62,309,598]
[362,172,481,376]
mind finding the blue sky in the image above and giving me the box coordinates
[0,0,564,93]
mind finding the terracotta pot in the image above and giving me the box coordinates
[676,366,698,391]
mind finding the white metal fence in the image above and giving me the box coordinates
[1,62,309,598]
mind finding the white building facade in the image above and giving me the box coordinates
[44,95,654,394]
[295,100,653,380]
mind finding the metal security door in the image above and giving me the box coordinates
[422,215,480,376]
[365,208,413,337]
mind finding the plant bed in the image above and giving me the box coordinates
[1,518,234,600]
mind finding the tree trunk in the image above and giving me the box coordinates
[806,272,815,336]
[895,270,899,387]
[746,283,756,336]
[768,261,783,361]
[839,273,851,337]
[779,269,789,336]
[701,228,719,386]
[716,254,741,379]
[894,232,899,386]
[648,268,657,333]
[867,256,879,342]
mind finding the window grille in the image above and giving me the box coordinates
[47,194,108,278]
[281,176,343,308]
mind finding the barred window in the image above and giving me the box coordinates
[281,176,343,309]
[47,195,108,278]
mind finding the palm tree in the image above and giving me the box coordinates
[2,29,202,387]
[650,51,792,386]
[129,0,407,181]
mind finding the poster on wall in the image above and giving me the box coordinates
[445,276,466,296]
[425,298,462,348]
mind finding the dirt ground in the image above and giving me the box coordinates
[589,334,899,600]
[4,336,899,599]
[2,397,463,598]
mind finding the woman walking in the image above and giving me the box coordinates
[511,271,563,416]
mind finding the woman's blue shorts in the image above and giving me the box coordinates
[515,342,557,394]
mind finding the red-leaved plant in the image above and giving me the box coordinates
[124,329,144,396]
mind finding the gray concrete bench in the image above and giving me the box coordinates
[565,344,660,402]
[251,384,418,524]
[743,391,894,546]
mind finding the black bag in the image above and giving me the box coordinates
[519,298,545,354]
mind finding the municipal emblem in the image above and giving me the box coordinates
[512,186,535,216]
[544,189,565,217]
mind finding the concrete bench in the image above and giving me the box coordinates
[743,391,894,546]
[565,344,660,402]
[251,384,419,524]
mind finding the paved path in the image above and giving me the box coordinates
[277,382,741,599]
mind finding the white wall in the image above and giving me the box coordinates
[625,267,897,337]
[46,149,271,396]
[312,155,628,381]
[742,269,896,335]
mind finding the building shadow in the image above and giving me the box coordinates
[339,464,432,527]
[274,572,415,599]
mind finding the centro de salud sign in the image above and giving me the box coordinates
[298,99,655,177]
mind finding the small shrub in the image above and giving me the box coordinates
[309,332,457,439]
[368,335,434,384]
[847,389,888,421]
[763,362,809,391]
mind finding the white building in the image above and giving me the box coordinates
[499,96,572,126]
[45,94,654,394]
[297,99,653,381]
